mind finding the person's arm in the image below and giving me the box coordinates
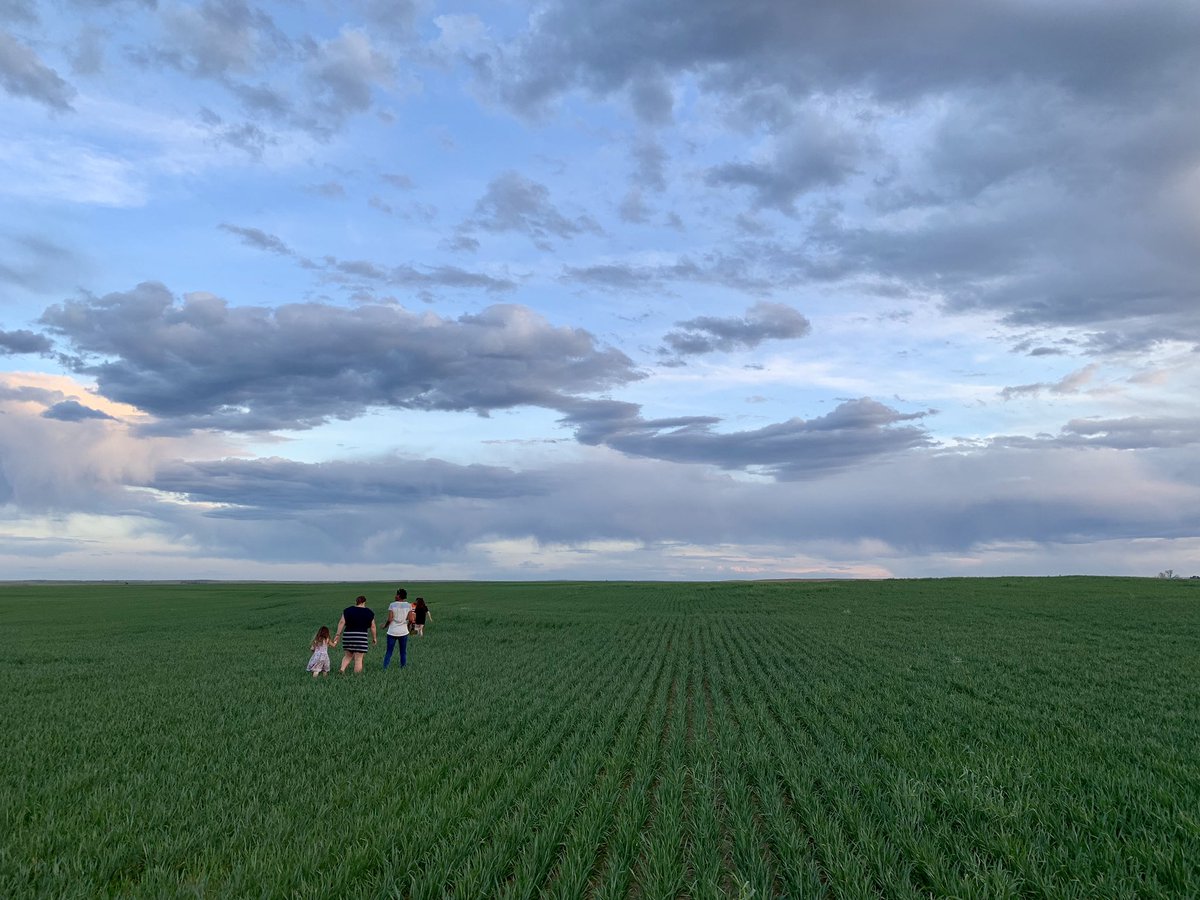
[384,609,395,628]
[370,619,378,645]
[333,614,345,647]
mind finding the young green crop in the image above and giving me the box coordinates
[1,577,1198,897]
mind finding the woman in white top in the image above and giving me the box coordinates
[382,588,412,670]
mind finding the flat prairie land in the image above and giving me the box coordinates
[2,577,1198,898]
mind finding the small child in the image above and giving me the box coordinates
[307,626,332,677]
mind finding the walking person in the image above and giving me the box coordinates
[413,597,431,636]
[306,625,332,678]
[334,595,376,675]
[382,588,412,670]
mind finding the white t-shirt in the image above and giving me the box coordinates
[386,601,411,637]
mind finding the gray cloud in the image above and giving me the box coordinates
[157,0,288,81]
[1059,416,1200,451]
[0,30,75,110]
[486,1,1200,115]
[104,435,1200,568]
[467,171,601,248]
[662,301,811,356]
[219,223,293,255]
[217,223,513,293]
[40,282,642,432]
[631,139,667,191]
[381,172,413,190]
[323,258,515,294]
[557,396,933,479]
[999,364,1099,401]
[302,27,395,134]
[0,234,83,292]
[308,180,346,197]
[69,25,105,75]
[478,0,1200,350]
[0,1,37,25]
[150,455,547,512]
[42,399,115,422]
[0,328,52,354]
[706,116,863,212]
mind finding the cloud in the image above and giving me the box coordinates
[0,1,37,26]
[475,0,1200,350]
[87,435,1200,570]
[215,225,513,293]
[39,282,643,432]
[0,328,52,354]
[158,0,287,80]
[706,115,864,212]
[218,223,293,255]
[323,257,515,294]
[485,1,1200,115]
[662,301,811,356]
[1055,416,1200,451]
[557,396,933,479]
[0,30,75,110]
[561,247,808,295]
[303,27,395,133]
[42,399,115,421]
[466,171,601,248]
[999,364,1100,400]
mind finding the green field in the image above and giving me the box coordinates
[2,578,1198,898]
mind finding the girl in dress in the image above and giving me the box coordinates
[307,625,332,677]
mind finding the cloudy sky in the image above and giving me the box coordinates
[2,0,1199,580]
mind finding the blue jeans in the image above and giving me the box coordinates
[383,634,408,669]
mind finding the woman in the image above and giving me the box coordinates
[413,597,431,636]
[333,595,376,675]
[382,588,411,670]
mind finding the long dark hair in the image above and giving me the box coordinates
[415,597,428,611]
[312,625,331,648]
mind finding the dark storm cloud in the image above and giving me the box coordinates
[219,223,293,255]
[0,30,75,110]
[557,396,933,478]
[662,301,811,356]
[39,282,642,432]
[466,172,601,248]
[42,399,115,422]
[0,328,52,354]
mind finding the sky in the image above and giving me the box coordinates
[2,0,1199,581]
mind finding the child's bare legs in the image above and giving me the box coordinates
[311,668,320,678]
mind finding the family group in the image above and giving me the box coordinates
[305,588,431,677]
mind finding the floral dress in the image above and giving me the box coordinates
[307,639,331,673]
